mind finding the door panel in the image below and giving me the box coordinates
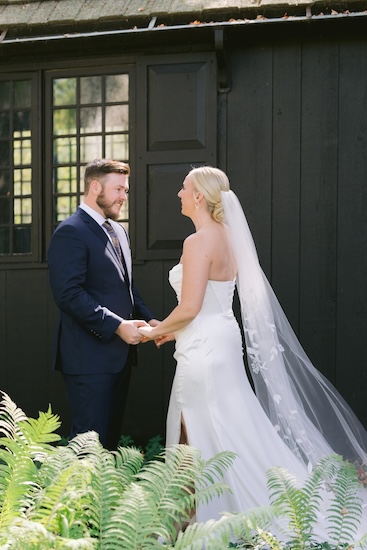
[136,53,217,260]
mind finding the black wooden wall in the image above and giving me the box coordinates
[0,17,366,445]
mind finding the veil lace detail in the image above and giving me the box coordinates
[222,190,367,470]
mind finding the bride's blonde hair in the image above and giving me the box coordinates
[188,166,230,223]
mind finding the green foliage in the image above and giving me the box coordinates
[118,433,164,463]
[1,392,367,549]
[266,454,366,549]
[0,392,242,548]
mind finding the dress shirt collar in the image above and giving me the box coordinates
[79,201,106,226]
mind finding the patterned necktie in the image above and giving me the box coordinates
[103,220,130,286]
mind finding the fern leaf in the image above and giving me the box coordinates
[0,392,28,440]
[0,456,40,531]
[174,507,278,550]
[30,457,92,540]
[102,483,169,549]
[1,518,96,549]
[326,458,363,545]
[21,405,62,446]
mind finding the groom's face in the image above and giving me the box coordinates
[96,173,129,220]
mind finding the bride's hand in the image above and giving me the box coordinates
[138,325,155,341]
[154,333,175,348]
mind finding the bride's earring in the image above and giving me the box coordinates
[195,202,199,210]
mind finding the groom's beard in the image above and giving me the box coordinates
[96,192,122,220]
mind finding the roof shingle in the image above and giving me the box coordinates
[0,0,365,34]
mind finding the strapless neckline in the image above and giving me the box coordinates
[171,263,235,284]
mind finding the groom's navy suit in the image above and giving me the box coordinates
[48,206,154,448]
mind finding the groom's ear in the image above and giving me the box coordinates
[90,179,102,195]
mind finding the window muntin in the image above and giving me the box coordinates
[0,78,33,256]
[51,73,130,231]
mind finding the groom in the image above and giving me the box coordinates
[48,158,158,450]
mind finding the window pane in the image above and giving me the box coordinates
[0,77,33,258]
[0,81,10,109]
[14,139,32,166]
[54,137,77,164]
[14,197,32,224]
[0,227,10,254]
[106,105,128,132]
[14,80,31,108]
[13,110,31,133]
[54,108,76,135]
[54,166,77,194]
[106,134,129,160]
[80,106,102,134]
[13,226,31,253]
[79,167,85,194]
[55,195,77,222]
[119,201,128,220]
[80,76,102,104]
[80,135,102,163]
[106,74,128,102]
[14,168,32,196]
[53,78,77,106]
[52,72,130,229]
[0,112,10,137]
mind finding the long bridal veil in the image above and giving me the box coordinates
[221,190,367,471]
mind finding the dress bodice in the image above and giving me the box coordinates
[169,263,235,316]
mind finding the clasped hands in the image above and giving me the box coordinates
[115,319,154,345]
[116,318,174,347]
[138,323,175,348]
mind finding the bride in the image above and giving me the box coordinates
[138,166,367,536]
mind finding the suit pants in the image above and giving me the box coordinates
[63,354,133,450]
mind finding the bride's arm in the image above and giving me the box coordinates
[139,234,210,339]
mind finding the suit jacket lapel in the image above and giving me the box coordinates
[77,208,127,281]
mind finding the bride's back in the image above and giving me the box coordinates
[202,222,236,282]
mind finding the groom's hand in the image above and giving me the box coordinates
[116,319,149,345]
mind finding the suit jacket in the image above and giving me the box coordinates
[47,207,154,375]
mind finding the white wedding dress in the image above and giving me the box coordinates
[166,262,367,539]
[167,263,308,519]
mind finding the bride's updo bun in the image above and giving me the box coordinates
[188,166,230,223]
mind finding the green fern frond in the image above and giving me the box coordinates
[113,446,145,485]
[38,446,74,484]
[197,450,237,486]
[29,457,92,540]
[84,454,128,538]
[65,430,103,458]
[174,507,278,550]
[140,446,224,513]
[356,531,367,550]
[130,445,236,544]
[194,481,232,508]
[143,435,164,463]
[0,455,40,531]
[0,393,61,467]
[138,445,199,502]
[175,517,232,550]
[0,392,28,441]
[1,518,96,549]
[64,434,146,540]
[21,405,62,446]
[102,483,169,549]
[267,466,306,537]
[326,458,363,545]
